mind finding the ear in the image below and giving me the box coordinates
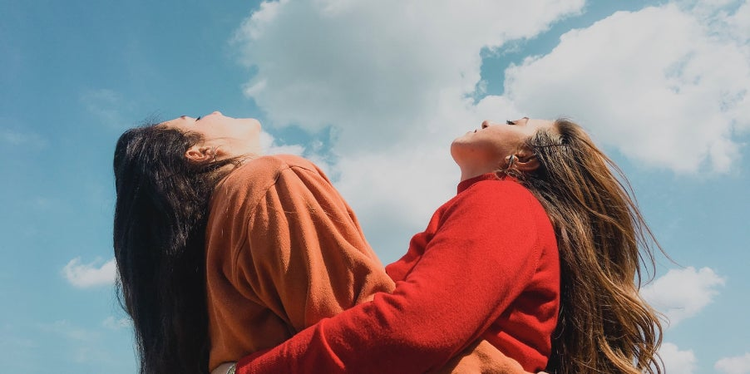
[509,147,540,172]
[185,145,215,163]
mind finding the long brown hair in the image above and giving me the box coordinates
[511,119,663,374]
[113,125,239,374]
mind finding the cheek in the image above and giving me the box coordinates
[247,120,262,140]
[249,127,262,144]
[236,124,259,142]
[486,129,523,151]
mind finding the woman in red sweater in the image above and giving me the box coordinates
[217,117,665,374]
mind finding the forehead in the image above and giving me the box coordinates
[160,116,192,131]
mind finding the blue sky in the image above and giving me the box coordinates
[1,0,749,373]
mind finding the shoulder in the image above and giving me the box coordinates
[451,179,548,221]
[217,155,321,193]
[461,178,537,204]
[454,179,556,249]
[472,178,530,193]
[210,155,328,214]
[228,154,317,181]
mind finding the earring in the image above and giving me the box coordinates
[507,155,516,168]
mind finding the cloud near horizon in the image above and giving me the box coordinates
[659,342,697,374]
[641,266,726,328]
[716,352,750,374]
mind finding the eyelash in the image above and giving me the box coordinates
[196,116,202,121]
[506,120,515,125]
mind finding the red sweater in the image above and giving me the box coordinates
[236,174,560,373]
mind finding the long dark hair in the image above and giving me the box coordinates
[509,119,664,374]
[113,125,238,374]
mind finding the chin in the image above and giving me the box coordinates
[238,118,262,129]
[452,134,473,145]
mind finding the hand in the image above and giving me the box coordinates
[212,362,236,374]
[429,339,534,374]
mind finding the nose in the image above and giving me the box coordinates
[481,120,491,129]
[210,111,223,116]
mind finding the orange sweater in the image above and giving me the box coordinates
[205,155,395,370]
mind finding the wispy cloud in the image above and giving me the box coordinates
[102,316,131,331]
[0,127,46,147]
[641,266,726,327]
[716,352,750,374]
[0,324,37,369]
[38,320,99,342]
[79,88,135,129]
[36,320,122,366]
[62,257,116,288]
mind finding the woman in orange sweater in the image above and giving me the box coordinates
[113,111,530,374]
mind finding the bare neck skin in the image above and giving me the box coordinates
[457,162,499,182]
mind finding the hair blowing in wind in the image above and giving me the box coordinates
[511,119,664,374]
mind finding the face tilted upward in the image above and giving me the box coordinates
[451,117,555,172]
[162,111,263,161]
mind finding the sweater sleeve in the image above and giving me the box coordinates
[233,164,395,333]
[235,181,548,374]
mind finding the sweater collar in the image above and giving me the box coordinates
[457,173,501,194]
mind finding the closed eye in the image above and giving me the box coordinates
[506,120,516,125]
[196,116,202,121]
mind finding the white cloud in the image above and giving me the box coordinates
[232,0,584,257]
[62,257,116,288]
[716,353,750,374]
[231,1,750,257]
[233,0,585,152]
[501,2,750,173]
[640,266,725,327]
[659,342,697,374]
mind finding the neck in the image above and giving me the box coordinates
[458,164,497,182]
